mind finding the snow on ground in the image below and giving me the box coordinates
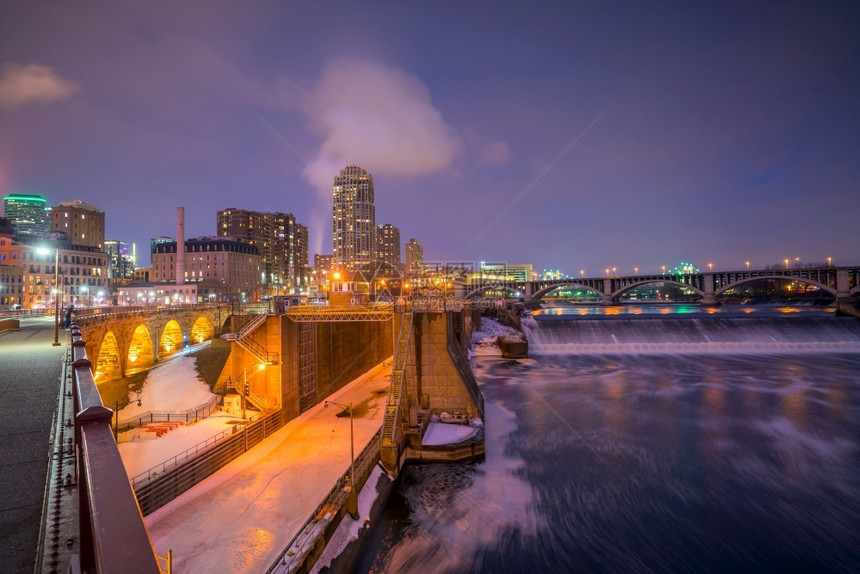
[120,355,215,417]
[422,422,480,445]
[144,360,393,574]
[119,413,242,479]
[311,465,391,573]
[471,317,523,356]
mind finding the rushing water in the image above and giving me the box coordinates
[356,306,860,573]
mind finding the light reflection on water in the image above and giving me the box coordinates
[357,350,860,574]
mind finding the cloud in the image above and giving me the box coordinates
[299,59,461,194]
[475,139,511,167]
[0,63,79,108]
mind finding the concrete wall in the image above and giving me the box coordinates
[279,317,393,423]
[411,311,483,419]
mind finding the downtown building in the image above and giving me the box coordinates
[0,199,110,309]
[332,165,376,272]
[151,236,261,303]
[3,193,51,239]
[217,208,308,295]
[376,223,401,273]
[405,237,424,277]
[104,240,136,279]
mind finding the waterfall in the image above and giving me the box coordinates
[521,314,860,355]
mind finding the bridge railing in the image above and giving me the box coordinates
[68,322,161,573]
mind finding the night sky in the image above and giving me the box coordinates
[1,1,858,273]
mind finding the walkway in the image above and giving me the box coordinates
[0,316,66,572]
[145,360,392,573]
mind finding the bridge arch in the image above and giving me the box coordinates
[464,285,522,299]
[715,275,837,298]
[94,331,123,382]
[190,316,214,344]
[127,324,155,375]
[610,279,705,302]
[530,282,604,301]
[158,320,184,358]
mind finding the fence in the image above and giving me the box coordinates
[267,429,382,574]
[116,395,221,434]
[134,410,283,516]
[130,410,270,488]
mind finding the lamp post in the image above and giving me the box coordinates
[38,246,61,346]
[324,400,358,519]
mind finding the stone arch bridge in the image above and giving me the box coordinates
[75,306,221,382]
[466,266,860,306]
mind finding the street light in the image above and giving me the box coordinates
[708,263,713,272]
[38,246,61,346]
[324,400,358,519]
[746,261,750,271]
[827,257,832,267]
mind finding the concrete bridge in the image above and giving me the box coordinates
[465,266,860,306]
[74,306,222,381]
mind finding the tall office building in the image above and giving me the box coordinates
[3,194,50,238]
[104,240,136,279]
[376,223,401,272]
[51,201,105,250]
[405,237,424,276]
[332,165,376,272]
[216,208,308,293]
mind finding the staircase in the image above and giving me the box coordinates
[223,313,279,365]
[381,310,413,449]
[225,365,273,411]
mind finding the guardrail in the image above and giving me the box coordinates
[134,410,283,515]
[68,322,161,573]
[116,395,221,434]
[130,409,270,488]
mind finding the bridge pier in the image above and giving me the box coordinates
[702,273,718,306]
[602,279,614,305]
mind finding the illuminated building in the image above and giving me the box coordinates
[376,223,401,272]
[152,236,261,301]
[104,240,136,279]
[3,194,50,239]
[50,201,105,250]
[217,209,308,294]
[332,165,376,272]
[405,238,423,277]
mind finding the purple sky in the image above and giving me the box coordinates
[1,1,858,273]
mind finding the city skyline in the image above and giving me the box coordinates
[1,1,858,273]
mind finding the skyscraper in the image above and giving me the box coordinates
[104,240,136,278]
[3,194,50,238]
[332,165,376,272]
[405,237,424,277]
[376,223,401,272]
[216,208,308,293]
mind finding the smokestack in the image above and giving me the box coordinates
[176,207,185,285]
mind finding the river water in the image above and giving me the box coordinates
[356,306,860,573]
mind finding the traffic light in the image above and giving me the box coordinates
[244,382,250,397]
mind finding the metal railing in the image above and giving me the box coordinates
[68,322,161,573]
[130,408,271,488]
[134,410,283,515]
[116,395,221,434]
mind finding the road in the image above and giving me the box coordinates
[0,316,65,573]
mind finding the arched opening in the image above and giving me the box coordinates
[540,285,602,302]
[94,331,122,382]
[618,281,702,303]
[127,325,154,375]
[190,316,213,344]
[159,320,184,357]
[719,278,834,305]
